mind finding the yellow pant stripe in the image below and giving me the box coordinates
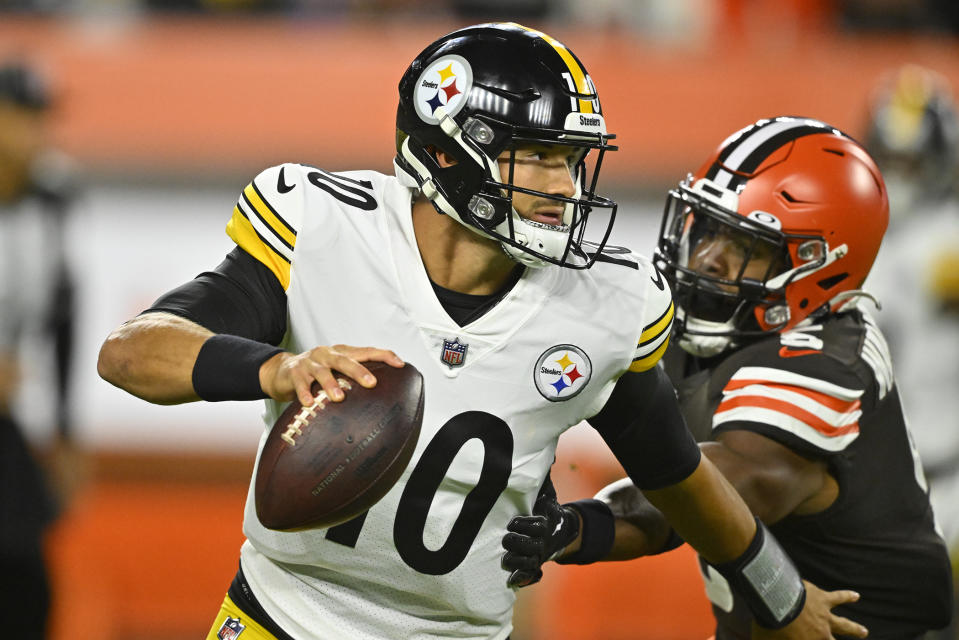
[206,594,281,640]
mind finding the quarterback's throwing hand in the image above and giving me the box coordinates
[501,490,581,588]
[260,344,404,407]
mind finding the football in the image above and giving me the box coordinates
[254,361,424,531]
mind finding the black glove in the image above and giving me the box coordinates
[501,489,581,588]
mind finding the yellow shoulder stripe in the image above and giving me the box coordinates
[629,336,670,373]
[243,183,297,249]
[630,300,673,373]
[226,208,292,290]
[640,301,674,345]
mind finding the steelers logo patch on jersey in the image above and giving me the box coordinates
[414,54,473,124]
[534,344,592,402]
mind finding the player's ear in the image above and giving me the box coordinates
[426,145,458,168]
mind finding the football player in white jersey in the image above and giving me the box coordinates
[99,24,865,640]
[503,117,953,638]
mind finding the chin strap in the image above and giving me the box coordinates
[829,289,882,312]
[676,307,737,358]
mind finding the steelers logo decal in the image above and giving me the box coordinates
[414,54,473,125]
[534,344,592,402]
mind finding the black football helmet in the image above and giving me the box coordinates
[395,22,618,268]
[864,64,959,214]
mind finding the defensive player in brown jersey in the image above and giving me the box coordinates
[501,116,954,639]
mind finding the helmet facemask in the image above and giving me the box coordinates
[398,109,617,269]
[656,178,829,357]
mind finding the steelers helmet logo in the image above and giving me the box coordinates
[534,344,592,402]
[414,54,472,125]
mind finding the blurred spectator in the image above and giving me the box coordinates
[839,0,959,33]
[142,0,291,12]
[561,0,713,43]
[140,0,449,17]
[865,64,959,216]
[863,63,959,640]
[447,0,550,21]
[0,0,68,13]
[0,59,80,639]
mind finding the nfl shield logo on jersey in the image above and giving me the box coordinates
[217,617,245,639]
[441,338,468,368]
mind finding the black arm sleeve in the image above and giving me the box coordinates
[144,247,287,345]
[587,366,701,491]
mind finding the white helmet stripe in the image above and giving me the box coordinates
[711,119,809,188]
[709,117,839,190]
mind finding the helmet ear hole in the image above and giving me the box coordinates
[467,195,509,228]
[431,146,458,168]
[817,272,849,290]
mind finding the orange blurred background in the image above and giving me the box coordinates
[2,3,957,639]
[3,9,959,185]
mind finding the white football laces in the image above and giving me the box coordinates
[281,378,353,446]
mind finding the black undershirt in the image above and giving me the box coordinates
[428,264,525,326]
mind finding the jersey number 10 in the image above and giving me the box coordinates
[325,411,514,575]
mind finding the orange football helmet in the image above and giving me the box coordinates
[655,116,889,356]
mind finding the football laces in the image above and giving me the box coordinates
[281,378,353,446]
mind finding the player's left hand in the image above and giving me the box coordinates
[751,580,868,639]
[501,491,580,588]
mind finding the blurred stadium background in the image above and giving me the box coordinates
[2,0,958,638]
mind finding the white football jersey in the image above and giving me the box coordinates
[226,163,674,640]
